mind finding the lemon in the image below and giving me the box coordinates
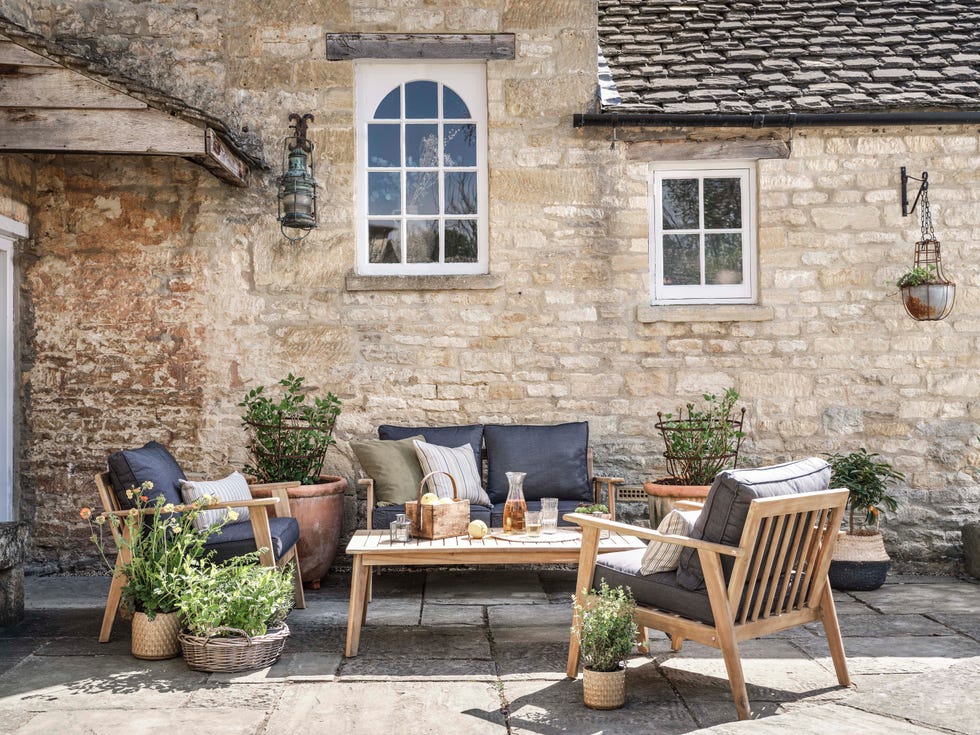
[468,519,489,539]
[420,492,440,505]
[438,496,455,504]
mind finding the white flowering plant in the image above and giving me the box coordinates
[81,481,234,618]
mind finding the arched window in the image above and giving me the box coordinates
[356,63,487,275]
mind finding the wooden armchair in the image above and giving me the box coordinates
[94,471,306,643]
[566,484,851,721]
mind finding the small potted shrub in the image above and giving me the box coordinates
[571,581,638,709]
[897,264,955,321]
[824,448,905,591]
[176,555,295,672]
[241,374,347,587]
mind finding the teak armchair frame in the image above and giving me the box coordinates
[94,472,306,643]
[566,488,851,720]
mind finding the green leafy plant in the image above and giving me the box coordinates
[571,580,638,672]
[824,449,904,533]
[80,483,227,618]
[897,265,938,288]
[240,373,342,485]
[656,388,746,485]
[176,554,295,637]
[574,503,610,515]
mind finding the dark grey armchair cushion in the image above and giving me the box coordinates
[378,424,484,470]
[484,422,591,503]
[107,441,186,509]
[676,457,831,591]
[203,516,300,565]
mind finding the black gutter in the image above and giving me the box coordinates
[573,111,980,128]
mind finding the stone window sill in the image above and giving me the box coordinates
[636,303,775,323]
[345,272,503,292]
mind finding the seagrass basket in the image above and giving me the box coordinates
[178,624,289,673]
[582,666,627,709]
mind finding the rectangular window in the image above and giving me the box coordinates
[650,162,756,304]
[0,215,25,522]
[355,62,488,276]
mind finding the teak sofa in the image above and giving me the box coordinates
[356,422,623,530]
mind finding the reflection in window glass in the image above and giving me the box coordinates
[406,124,439,167]
[443,87,470,119]
[405,81,438,118]
[445,219,478,262]
[368,172,400,216]
[705,233,743,284]
[375,88,400,118]
[406,220,438,263]
[444,124,476,167]
[662,234,701,285]
[445,172,476,215]
[368,219,400,263]
[704,178,741,228]
[662,179,700,229]
[406,172,439,215]
[367,124,400,167]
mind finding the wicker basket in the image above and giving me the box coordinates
[131,611,181,660]
[404,471,470,540]
[582,666,627,710]
[178,624,289,673]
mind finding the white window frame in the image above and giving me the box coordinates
[355,61,488,276]
[649,161,757,305]
[0,214,26,523]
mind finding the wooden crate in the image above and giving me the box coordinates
[404,470,470,540]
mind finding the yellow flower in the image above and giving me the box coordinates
[162,503,175,514]
[95,515,106,526]
[227,510,239,521]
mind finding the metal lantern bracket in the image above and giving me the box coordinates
[900,167,928,217]
[276,112,318,243]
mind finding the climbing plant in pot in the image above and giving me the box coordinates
[571,580,638,710]
[241,374,347,588]
[644,389,746,525]
[824,448,905,591]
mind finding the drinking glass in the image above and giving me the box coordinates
[526,511,542,537]
[540,497,559,534]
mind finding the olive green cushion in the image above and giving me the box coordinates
[352,435,425,506]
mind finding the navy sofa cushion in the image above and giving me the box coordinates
[372,503,492,531]
[490,499,583,528]
[203,516,300,564]
[107,441,186,509]
[484,422,591,504]
[378,424,484,470]
[676,457,831,591]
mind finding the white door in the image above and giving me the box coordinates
[0,214,26,522]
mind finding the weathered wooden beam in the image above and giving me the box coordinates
[0,66,146,109]
[326,33,516,60]
[201,128,249,186]
[626,139,790,161]
[0,39,59,67]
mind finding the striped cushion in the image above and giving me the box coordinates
[413,440,491,506]
[640,509,701,575]
[179,471,253,531]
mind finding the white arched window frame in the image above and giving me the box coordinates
[355,62,488,276]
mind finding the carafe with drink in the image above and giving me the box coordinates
[502,471,527,534]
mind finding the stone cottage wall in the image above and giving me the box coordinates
[1,1,977,572]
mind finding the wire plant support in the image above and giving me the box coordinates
[898,168,955,321]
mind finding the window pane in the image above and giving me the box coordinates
[367,124,400,167]
[446,219,478,262]
[375,88,400,119]
[368,172,400,215]
[406,220,438,263]
[662,179,699,230]
[444,124,476,167]
[705,233,743,284]
[368,219,400,264]
[405,80,438,118]
[662,233,701,285]
[443,86,470,119]
[406,172,439,215]
[445,172,476,214]
[406,124,439,167]
[704,178,742,228]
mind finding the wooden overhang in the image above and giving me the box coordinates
[0,32,254,187]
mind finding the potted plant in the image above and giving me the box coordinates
[644,388,746,524]
[571,580,638,709]
[897,264,955,321]
[81,483,225,659]
[574,503,611,538]
[824,448,905,591]
[241,374,347,588]
[176,555,295,672]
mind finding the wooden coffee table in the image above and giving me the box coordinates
[344,528,645,656]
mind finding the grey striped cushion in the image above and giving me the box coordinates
[640,509,701,575]
[413,440,491,506]
[179,471,253,531]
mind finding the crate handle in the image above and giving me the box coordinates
[416,470,459,503]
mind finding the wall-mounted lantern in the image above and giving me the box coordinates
[898,168,955,321]
[277,113,318,242]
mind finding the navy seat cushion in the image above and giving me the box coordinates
[372,503,491,531]
[203,516,300,565]
[107,441,186,509]
[490,499,583,528]
[378,424,484,470]
[484,422,591,504]
[677,457,831,591]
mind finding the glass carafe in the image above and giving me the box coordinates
[503,471,527,534]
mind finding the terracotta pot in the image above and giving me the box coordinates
[829,531,891,591]
[643,479,711,526]
[131,611,180,660]
[582,665,627,709]
[251,476,347,589]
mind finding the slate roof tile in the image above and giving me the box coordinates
[598,0,980,113]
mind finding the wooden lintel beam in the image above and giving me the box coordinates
[326,33,516,60]
[0,39,59,67]
[201,128,249,186]
[0,66,147,110]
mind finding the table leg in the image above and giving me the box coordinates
[345,555,369,657]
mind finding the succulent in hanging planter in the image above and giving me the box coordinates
[240,374,342,485]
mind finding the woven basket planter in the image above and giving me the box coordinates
[178,625,289,673]
[131,611,181,660]
[582,666,626,710]
[829,531,891,591]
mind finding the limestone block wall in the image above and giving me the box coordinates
[1,1,977,572]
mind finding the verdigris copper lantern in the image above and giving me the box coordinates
[277,113,318,242]
[898,168,955,321]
